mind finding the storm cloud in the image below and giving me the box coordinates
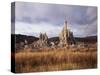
[12,2,97,37]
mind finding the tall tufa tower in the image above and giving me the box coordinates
[59,18,75,47]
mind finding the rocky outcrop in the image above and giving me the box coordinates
[29,19,76,49]
[58,19,76,47]
[31,33,49,48]
[31,19,76,49]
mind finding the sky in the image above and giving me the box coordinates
[11,2,97,37]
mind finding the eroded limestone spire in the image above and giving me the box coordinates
[58,18,76,47]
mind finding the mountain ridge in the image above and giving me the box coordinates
[12,34,97,44]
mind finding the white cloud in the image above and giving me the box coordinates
[13,2,97,37]
[69,23,97,37]
[15,21,61,37]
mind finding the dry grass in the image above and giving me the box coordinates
[14,47,97,73]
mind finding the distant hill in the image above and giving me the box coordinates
[11,34,97,44]
[48,37,59,42]
[75,36,97,43]
[48,36,97,43]
[11,34,39,44]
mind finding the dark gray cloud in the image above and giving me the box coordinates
[12,2,97,37]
